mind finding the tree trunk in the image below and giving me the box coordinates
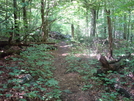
[71,24,74,38]
[123,14,127,40]
[41,0,46,42]
[13,0,20,43]
[96,53,131,98]
[22,0,28,30]
[22,0,28,43]
[41,0,48,42]
[90,8,96,37]
[97,53,131,73]
[86,8,89,34]
[127,10,131,40]
[103,8,107,38]
[106,9,113,59]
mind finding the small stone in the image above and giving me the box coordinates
[20,74,32,84]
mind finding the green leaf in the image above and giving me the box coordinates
[0,71,4,74]
[45,78,58,87]
[6,94,12,97]
[19,99,27,101]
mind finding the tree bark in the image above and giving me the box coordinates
[127,10,131,40]
[13,0,20,43]
[86,8,89,34]
[90,8,96,37]
[106,9,113,59]
[41,0,49,42]
[97,53,131,72]
[123,14,127,40]
[22,0,28,29]
[71,24,74,38]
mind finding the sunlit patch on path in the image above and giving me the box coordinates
[52,41,95,101]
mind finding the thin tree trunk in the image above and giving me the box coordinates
[103,7,107,38]
[41,0,47,42]
[112,9,116,39]
[86,8,89,34]
[41,0,49,42]
[90,8,96,37]
[71,24,74,38]
[127,10,131,40]
[106,9,113,59]
[123,14,127,40]
[22,0,28,29]
[13,0,20,43]
[6,0,8,35]
[22,0,28,43]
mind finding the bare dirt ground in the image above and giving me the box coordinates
[52,42,96,101]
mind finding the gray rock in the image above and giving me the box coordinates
[20,74,32,84]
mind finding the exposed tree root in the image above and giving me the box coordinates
[95,53,133,99]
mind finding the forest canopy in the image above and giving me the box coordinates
[0,0,134,42]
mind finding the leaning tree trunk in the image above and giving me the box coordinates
[106,9,113,59]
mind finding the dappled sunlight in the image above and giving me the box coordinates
[74,53,90,58]
[73,53,97,58]
[73,49,98,58]
[59,51,97,58]
[89,53,97,57]
[61,53,70,56]
[60,45,71,48]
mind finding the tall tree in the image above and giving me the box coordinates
[81,0,101,36]
[22,0,28,30]
[90,8,97,36]
[40,0,58,42]
[13,0,20,42]
[71,24,74,38]
[41,0,47,42]
[123,13,127,40]
[105,9,113,59]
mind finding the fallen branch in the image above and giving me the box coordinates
[0,50,21,58]
[95,53,132,99]
[0,41,56,48]
[98,53,131,71]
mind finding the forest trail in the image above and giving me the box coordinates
[51,41,95,101]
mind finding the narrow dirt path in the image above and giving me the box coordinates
[52,42,95,101]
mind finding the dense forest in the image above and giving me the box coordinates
[0,0,134,101]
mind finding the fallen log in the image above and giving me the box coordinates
[0,41,56,48]
[0,41,31,48]
[97,53,131,72]
[109,52,131,64]
[0,50,21,58]
[0,42,57,58]
[34,42,56,45]
[95,53,132,99]
[0,41,10,48]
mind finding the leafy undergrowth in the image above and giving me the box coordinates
[63,40,134,101]
[0,44,61,101]
[0,40,134,101]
